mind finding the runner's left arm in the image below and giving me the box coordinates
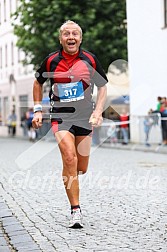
[89,85,107,127]
[89,55,108,127]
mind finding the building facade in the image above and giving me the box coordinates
[0,0,34,136]
[126,0,167,142]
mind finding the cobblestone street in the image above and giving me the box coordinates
[0,137,167,252]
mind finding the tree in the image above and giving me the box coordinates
[12,0,127,72]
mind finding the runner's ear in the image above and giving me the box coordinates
[59,36,62,44]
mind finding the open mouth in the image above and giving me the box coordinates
[67,42,76,46]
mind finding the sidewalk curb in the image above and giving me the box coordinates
[100,143,167,154]
[1,136,167,154]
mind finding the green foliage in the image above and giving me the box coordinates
[12,0,127,71]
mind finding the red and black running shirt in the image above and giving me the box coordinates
[36,47,107,91]
[35,47,108,120]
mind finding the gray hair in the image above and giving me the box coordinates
[59,20,82,37]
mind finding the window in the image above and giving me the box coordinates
[5,44,7,67]
[18,48,21,63]
[11,42,14,65]
[0,3,1,24]
[16,0,18,9]
[4,0,6,22]
[9,0,12,15]
[19,95,28,118]
[0,47,2,68]
[164,0,167,27]
[0,97,2,125]
[3,97,9,121]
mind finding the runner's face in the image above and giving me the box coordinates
[59,24,82,55]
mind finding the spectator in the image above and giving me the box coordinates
[0,113,2,125]
[26,108,36,141]
[156,96,162,111]
[152,96,167,145]
[143,111,154,147]
[7,110,17,136]
[161,104,167,145]
[20,112,28,137]
[120,108,129,145]
[160,97,167,112]
[107,124,118,145]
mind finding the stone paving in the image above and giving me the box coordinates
[0,197,40,251]
[0,137,167,251]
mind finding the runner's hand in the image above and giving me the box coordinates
[89,112,103,127]
[32,111,43,129]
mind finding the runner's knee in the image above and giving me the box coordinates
[62,152,78,173]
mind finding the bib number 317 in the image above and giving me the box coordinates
[64,88,77,97]
[58,81,84,102]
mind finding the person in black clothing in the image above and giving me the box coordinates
[26,108,36,141]
[32,20,107,228]
[7,110,17,136]
[160,104,167,145]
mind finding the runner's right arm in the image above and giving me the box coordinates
[32,80,43,129]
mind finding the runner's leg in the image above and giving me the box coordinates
[75,135,92,174]
[54,131,79,206]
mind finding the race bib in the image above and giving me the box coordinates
[57,81,84,102]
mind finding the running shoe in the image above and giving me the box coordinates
[69,208,83,229]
